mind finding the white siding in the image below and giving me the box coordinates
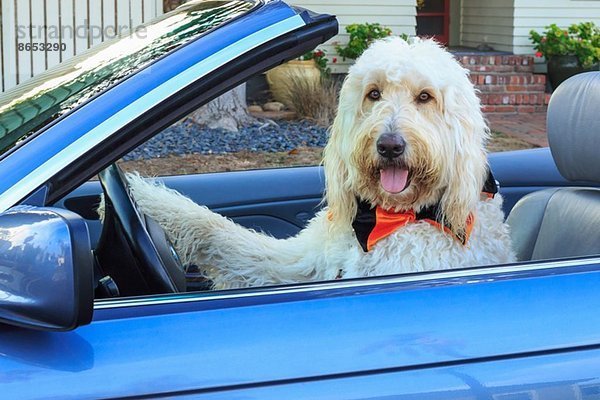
[131,0,145,30]
[513,0,600,54]
[16,0,32,83]
[45,0,62,68]
[1,0,18,90]
[0,0,163,93]
[460,0,600,56]
[74,0,89,55]
[58,0,75,60]
[288,0,417,73]
[88,0,103,48]
[460,0,515,52]
[30,0,46,75]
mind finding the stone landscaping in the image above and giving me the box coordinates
[124,119,329,161]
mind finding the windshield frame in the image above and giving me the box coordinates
[0,0,260,161]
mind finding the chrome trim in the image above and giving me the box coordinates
[94,256,600,310]
[0,14,306,213]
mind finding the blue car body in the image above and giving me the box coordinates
[1,1,600,398]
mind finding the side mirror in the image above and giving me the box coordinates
[0,206,94,331]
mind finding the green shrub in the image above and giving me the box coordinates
[335,23,393,60]
[530,22,600,68]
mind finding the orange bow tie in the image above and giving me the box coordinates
[350,169,497,252]
[361,206,475,251]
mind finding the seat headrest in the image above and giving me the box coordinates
[547,71,600,183]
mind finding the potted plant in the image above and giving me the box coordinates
[266,49,329,106]
[530,22,600,89]
[334,23,393,60]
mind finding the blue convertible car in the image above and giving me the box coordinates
[1,0,600,398]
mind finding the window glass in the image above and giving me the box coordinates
[0,0,254,156]
[118,61,340,175]
[118,62,535,177]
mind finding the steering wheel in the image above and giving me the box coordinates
[96,164,186,296]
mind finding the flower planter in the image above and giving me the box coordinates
[265,59,321,107]
[547,55,600,90]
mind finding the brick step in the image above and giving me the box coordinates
[480,93,551,113]
[473,75,547,105]
[456,55,536,73]
[483,105,548,113]
[454,54,548,113]
[470,73,546,86]
[455,54,535,67]
[464,64,534,73]
[476,84,546,93]
[479,92,548,106]
[461,54,535,65]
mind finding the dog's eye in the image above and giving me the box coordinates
[367,89,381,101]
[417,91,432,103]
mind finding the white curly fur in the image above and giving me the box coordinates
[117,38,516,290]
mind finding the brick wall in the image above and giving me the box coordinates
[457,54,550,113]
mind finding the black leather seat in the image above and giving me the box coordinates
[506,72,600,261]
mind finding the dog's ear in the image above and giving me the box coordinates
[440,83,489,237]
[323,78,359,232]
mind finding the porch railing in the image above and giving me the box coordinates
[0,0,164,93]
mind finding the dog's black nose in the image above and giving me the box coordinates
[377,133,406,160]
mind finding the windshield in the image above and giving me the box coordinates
[0,0,254,156]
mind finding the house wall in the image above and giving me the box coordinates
[290,0,600,60]
[513,0,600,55]
[460,0,515,52]
[287,0,417,73]
[0,0,162,93]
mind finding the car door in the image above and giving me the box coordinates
[3,257,600,398]
[58,166,327,246]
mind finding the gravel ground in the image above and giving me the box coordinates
[124,119,533,162]
[119,120,535,176]
[119,147,324,175]
[124,119,329,160]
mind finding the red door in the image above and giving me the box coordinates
[416,0,450,45]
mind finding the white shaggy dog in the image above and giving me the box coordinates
[124,37,515,290]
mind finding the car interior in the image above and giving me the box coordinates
[507,72,600,262]
[51,71,600,299]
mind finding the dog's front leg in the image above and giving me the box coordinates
[126,174,352,289]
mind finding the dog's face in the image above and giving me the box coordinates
[324,38,489,234]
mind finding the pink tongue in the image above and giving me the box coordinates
[380,166,409,193]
